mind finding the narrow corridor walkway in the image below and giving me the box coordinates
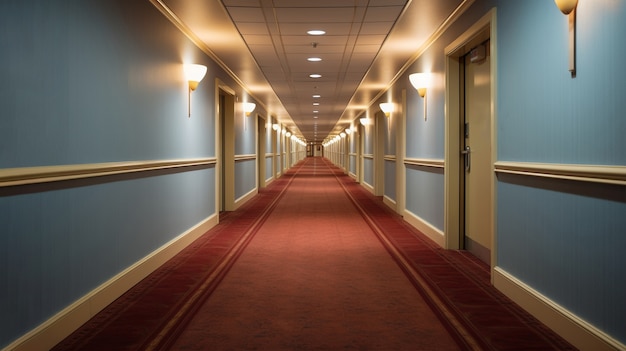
[168,157,460,350]
[53,157,575,350]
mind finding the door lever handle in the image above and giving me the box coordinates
[461,146,471,172]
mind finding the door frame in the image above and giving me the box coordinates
[444,9,498,272]
[215,79,236,212]
[257,114,267,189]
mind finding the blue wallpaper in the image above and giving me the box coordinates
[235,159,257,200]
[494,0,626,343]
[0,0,217,168]
[0,0,220,347]
[497,175,626,341]
[384,159,396,201]
[405,166,444,231]
[0,167,216,346]
[497,0,626,165]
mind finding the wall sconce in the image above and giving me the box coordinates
[409,72,430,121]
[340,132,346,138]
[554,0,578,76]
[272,123,280,131]
[379,102,394,117]
[345,128,352,135]
[359,118,373,126]
[286,131,292,137]
[184,64,207,117]
[243,102,256,116]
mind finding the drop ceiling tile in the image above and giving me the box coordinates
[355,35,387,45]
[275,8,356,23]
[225,7,265,22]
[278,22,353,36]
[364,6,405,22]
[234,22,269,35]
[359,22,395,35]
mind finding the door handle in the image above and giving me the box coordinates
[461,146,471,172]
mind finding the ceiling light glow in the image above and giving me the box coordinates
[307,30,326,36]
[309,74,322,78]
[307,57,322,62]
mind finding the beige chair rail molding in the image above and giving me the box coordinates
[0,158,217,188]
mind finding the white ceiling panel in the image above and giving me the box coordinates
[158,0,465,143]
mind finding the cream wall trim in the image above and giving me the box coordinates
[349,171,357,180]
[444,8,497,262]
[233,187,258,211]
[495,161,626,186]
[403,209,445,247]
[404,157,445,169]
[0,158,217,188]
[349,152,357,157]
[265,175,275,184]
[234,154,257,162]
[360,0,476,114]
[363,154,374,159]
[493,267,624,351]
[265,153,274,158]
[361,181,375,194]
[383,195,397,212]
[4,214,219,351]
[384,155,396,162]
[149,1,274,117]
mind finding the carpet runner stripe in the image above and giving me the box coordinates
[51,157,576,350]
[325,158,575,350]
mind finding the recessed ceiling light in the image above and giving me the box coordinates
[309,74,322,78]
[307,57,322,62]
[307,30,326,36]
[313,102,320,106]
[312,94,321,98]
[313,116,318,119]
[313,110,319,113]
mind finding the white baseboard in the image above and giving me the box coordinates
[383,195,397,212]
[361,181,374,194]
[3,214,219,351]
[402,209,445,247]
[233,188,258,210]
[493,267,624,351]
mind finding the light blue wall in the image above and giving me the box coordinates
[363,158,374,188]
[400,0,626,344]
[265,156,273,181]
[405,166,444,230]
[0,0,224,347]
[494,0,626,343]
[384,160,396,201]
[497,175,626,341]
[349,155,357,175]
[235,159,257,200]
[497,0,626,165]
[233,107,258,199]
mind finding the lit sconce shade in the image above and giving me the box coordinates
[340,132,346,138]
[345,128,352,134]
[409,73,430,97]
[184,64,207,117]
[184,64,207,91]
[286,131,292,137]
[379,102,394,117]
[409,72,431,121]
[359,118,372,126]
[272,124,280,131]
[554,0,578,14]
[243,102,256,116]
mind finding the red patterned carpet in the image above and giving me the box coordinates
[53,157,575,350]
